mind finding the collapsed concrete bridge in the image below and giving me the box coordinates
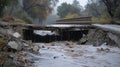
[0,23,93,43]
[23,27,89,43]
[0,17,120,43]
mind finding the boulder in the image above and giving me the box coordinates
[81,29,106,46]
[8,41,19,50]
[78,29,118,46]
[108,33,120,47]
[13,32,21,38]
[79,35,88,44]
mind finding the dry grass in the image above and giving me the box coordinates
[2,16,27,24]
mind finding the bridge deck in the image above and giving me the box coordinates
[93,24,120,35]
[0,21,94,30]
[1,21,120,33]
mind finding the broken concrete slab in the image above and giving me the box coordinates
[13,32,21,38]
[8,41,19,50]
[108,33,120,47]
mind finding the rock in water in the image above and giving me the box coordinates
[8,41,19,50]
[23,43,29,47]
[32,46,39,52]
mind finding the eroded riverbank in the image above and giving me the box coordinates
[1,21,120,67]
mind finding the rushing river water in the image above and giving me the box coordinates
[34,42,120,67]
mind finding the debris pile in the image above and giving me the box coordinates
[0,23,40,67]
[78,29,119,47]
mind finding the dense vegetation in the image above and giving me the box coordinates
[57,0,120,22]
[0,0,58,23]
[84,0,120,22]
[0,0,120,23]
[57,0,81,19]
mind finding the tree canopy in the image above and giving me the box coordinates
[0,0,58,23]
[23,0,58,20]
[101,0,120,18]
[83,0,120,22]
[114,4,120,19]
[57,1,81,18]
[0,0,12,17]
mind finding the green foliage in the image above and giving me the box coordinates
[65,13,80,19]
[57,2,80,18]
[0,35,6,51]
[92,14,112,23]
[0,0,58,23]
[0,40,4,51]
[0,0,19,17]
[0,0,9,17]
[114,4,120,19]
[101,0,120,17]
[21,16,33,24]
[0,53,9,65]
[13,10,33,24]
[0,35,8,65]
[0,35,11,65]
[84,1,106,17]
[23,0,58,22]
[84,0,120,22]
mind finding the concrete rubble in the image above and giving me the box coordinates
[8,41,19,50]
[0,22,120,67]
[78,29,119,47]
[0,26,40,67]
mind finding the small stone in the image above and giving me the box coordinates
[13,32,21,38]
[61,55,64,56]
[32,46,39,52]
[65,42,70,46]
[105,48,110,52]
[51,44,55,46]
[19,51,27,56]
[101,48,104,51]
[23,43,29,47]
[8,54,15,59]
[47,47,50,49]
[42,45,45,48]
[80,38,87,44]
[53,56,59,59]
[71,50,74,52]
